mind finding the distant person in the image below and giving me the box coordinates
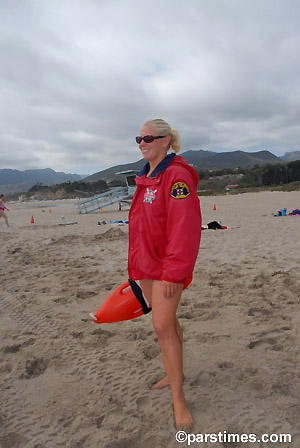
[128,118,202,431]
[0,194,9,228]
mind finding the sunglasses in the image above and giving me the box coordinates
[135,135,165,144]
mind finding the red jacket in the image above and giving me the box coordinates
[128,154,202,283]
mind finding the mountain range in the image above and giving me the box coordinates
[0,168,82,195]
[1,150,300,194]
[281,150,300,162]
[84,149,285,182]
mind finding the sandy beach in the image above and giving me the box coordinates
[1,191,300,448]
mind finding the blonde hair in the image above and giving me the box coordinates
[143,118,180,153]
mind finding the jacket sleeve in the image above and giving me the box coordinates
[161,168,202,283]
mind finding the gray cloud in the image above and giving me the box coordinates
[1,0,300,174]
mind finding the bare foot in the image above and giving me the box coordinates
[151,375,170,390]
[174,401,193,432]
[151,375,185,390]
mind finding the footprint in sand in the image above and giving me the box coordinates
[248,337,283,350]
[190,371,215,387]
[142,344,160,361]
[136,396,151,412]
[0,432,29,448]
[22,357,48,378]
[248,307,272,317]
[217,361,234,370]
[272,383,291,397]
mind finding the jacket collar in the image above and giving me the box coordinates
[137,153,176,178]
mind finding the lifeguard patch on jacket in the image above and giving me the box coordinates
[143,188,157,203]
[170,181,190,199]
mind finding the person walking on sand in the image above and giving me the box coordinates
[128,119,202,431]
[0,194,9,228]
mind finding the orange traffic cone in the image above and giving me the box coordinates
[30,216,35,224]
[213,204,216,211]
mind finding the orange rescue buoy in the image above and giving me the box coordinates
[90,276,193,324]
[90,280,150,324]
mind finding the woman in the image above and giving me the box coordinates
[128,119,202,430]
[0,194,9,228]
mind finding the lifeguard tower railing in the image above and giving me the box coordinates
[76,187,129,214]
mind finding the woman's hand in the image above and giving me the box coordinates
[162,280,183,299]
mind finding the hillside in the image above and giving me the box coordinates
[83,149,283,182]
[0,150,286,194]
[181,149,280,170]
[281,151,300,162]
[0,168,82,194]
[84,159,146,182]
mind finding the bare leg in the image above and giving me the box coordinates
[140,280,184,390]
[151,318,183,389]
[0,212,9,228]
[151,280,193,431]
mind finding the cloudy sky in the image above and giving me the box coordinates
[1,0,300,175]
